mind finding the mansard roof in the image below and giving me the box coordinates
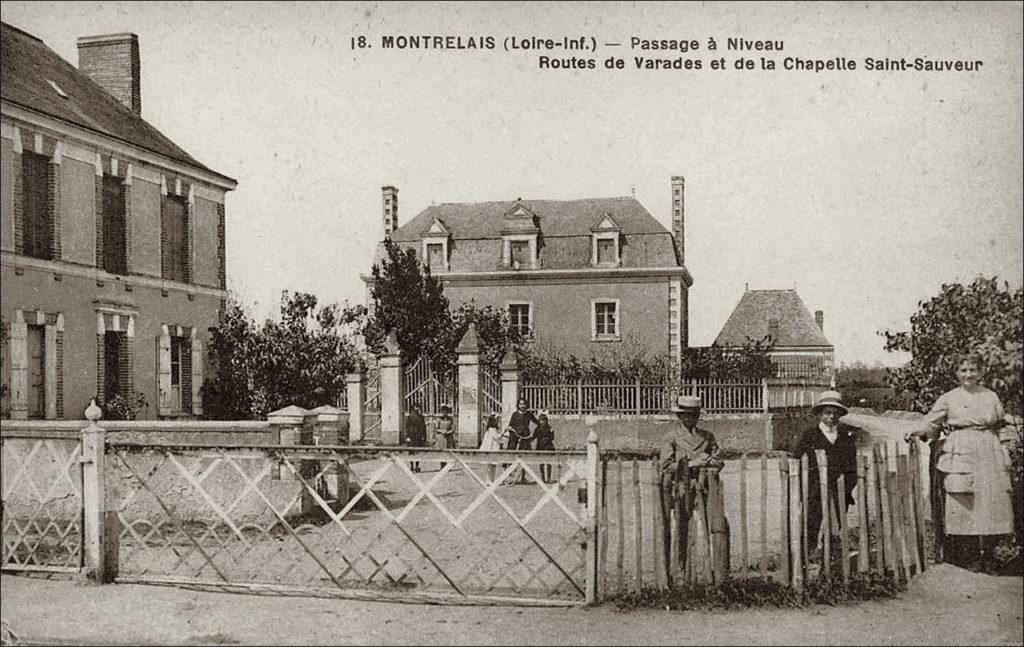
[388,196,680,270]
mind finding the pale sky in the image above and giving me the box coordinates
[3,1,1021,366]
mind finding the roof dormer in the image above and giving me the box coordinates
[590,213,622,267]
[501,201,541,269]
[421,217,451,272]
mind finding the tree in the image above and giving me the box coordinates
[363,238,452,365]
[447,302,524,372]
[202,292,362,419]
[882,277,1023,415]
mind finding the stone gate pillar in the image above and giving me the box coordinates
[379,330,404,446]
[499,349,520,430]
[346,363,365,442]
[456,324,482,448]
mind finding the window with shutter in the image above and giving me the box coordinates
[102,175,127,275]
[161,195,188,282]
[22,151,52,260]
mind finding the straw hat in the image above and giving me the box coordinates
[811,390,848,416]
[671,395,702,412]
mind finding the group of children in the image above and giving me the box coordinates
[404,400,557,484]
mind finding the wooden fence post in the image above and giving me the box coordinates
[651,457,668,589]
[586,431,599,605]
[739,453,749,578]
[875,444,897,578]
[814,449,831,579]
[838,474,851,585]
[632,460,643,590]
[761,378,769,413]
[856,452,870,574]
[760,453,768,579]
[788,458,803,593]
[779,457,790,584]
[81,399,117,583]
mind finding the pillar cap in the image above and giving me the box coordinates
[499,349,519,371]
[383,329,401,355]
[267,405,312,425]
[456,323,480,354]
[311,404,346,422]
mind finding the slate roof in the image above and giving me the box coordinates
[388,197,681,270]
[714,289,832,348]
[0,22,232,182]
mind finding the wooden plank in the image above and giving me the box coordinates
[838,474,850,585]
[739,453,749,578]
[760,454,768,579]
[615,459,625,593]
[911,440,927,572]
[875,444,896,577]
[708,469,728,584]
[815,449,831,579]
[801,454,809,580]
[651,458,668,589]
[681,467,692,582]
[632,459,643,591]
[788,458,803,593]
[669,473,680,583]
[856,451,870,573]
[898,453,920,576]
[868,446,885,575]
[599,459,609,594]
[779,457,790,584]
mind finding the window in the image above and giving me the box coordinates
[509,240,530,268]
[596,238,616,264]
[103,331,129,404]
[22,151,52,260]
[102,175,127,275]
[170,335,192,412]
[508,303,532,338]
[426,242,444,270]
[593,300,620,340]
[161,194,188,282]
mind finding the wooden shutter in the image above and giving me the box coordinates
[8,321,29,419]
[156,328,172,416]
[190,335,203,416]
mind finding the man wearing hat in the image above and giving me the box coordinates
[794,390,858,557]
[659,394,723,481]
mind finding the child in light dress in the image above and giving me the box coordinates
[479,414,507,483]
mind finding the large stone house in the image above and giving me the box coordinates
[714,288,834,378]
[0,22,237,420]
[363,178,694,359]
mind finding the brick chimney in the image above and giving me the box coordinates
[382,186,399,239]
[815,310,824,331]
[77,33,141,115]
[670,176,685,266]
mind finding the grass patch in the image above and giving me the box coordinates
[612,573,906,611]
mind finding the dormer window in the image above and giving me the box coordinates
[421,217,451,272]
[501,201,540,269]
[590,213,622,267]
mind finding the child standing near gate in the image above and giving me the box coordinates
[479,414,506,484]
[436,405,455,470]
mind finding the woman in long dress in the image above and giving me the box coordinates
[908,353,1014,571]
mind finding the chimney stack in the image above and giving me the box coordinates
[77,33,141,115]
[671,176,685,266]
[382,186,399,238]
[815,310,824,331]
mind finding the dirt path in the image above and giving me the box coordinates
[2,565,1020,645]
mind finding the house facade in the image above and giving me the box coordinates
[0,23,236,420]
[714,288,835,378]
[363,178,693,359]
